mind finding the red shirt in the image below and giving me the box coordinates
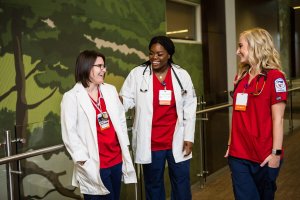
[229,69,287,163]
[151,67,178,151]
[90,91,122,168]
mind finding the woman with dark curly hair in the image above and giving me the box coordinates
[120,36,197,200]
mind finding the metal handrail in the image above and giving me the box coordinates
[196,103,232,114]
[0,85,298,200]
[195,84,300,187]
[0,86,299,166]
[0,144,64,165]
[196,86,300,115]
[0,86,298,166]
[288,86,300,92]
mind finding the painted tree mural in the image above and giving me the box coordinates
[0,0,164,138]
[0,0,165,199]
[0,0,202,199]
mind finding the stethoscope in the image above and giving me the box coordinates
[251,72,267,96]
[140,64,187,95]
[230,70,267,98]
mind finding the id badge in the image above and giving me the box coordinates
[235,93,248,111]
[159,90,172,105]
[97,112,110,130]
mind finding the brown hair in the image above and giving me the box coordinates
[75,50,105,87]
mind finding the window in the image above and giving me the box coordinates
[166,0,201,42]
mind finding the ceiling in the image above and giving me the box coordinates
[290,0,300,7]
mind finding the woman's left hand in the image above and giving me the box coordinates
[183,141,193,157]
[260,154,280,168]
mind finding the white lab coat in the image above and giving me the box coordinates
[61,83,137,195]
[120,63,197,164]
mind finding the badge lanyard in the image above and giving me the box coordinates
[89,89,110,130]
[140,65,187,96]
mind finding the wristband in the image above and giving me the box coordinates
[272,149,282,155]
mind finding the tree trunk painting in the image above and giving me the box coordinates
[12,11,28,140]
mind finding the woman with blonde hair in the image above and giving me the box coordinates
[225,28,287,200]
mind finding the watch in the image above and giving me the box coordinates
[272,149,282,155]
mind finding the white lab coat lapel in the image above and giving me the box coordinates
[100,84,115,123]
[144,66,153,108]
[100,84,124,133]
[75,83,98,148]
[171,66,183,122]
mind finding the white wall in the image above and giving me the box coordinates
[225,0,237,133]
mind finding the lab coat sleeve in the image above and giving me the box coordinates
[113,86,130,146]
[120,69,137,111]
[182,72,197,143]
[61,92,89,163]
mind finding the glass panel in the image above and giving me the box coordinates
[19,149,81,199]
[198,79,300,182]
[190,105,204,183]
[0,132,5,158]
[0,164,8,199]
[1,85,299,199]
[16,121,62,154]
[287,79,300,131]
[200,104,230,175]
[166,1,196,40]
[19,153,135,199]
[14,120,137,199]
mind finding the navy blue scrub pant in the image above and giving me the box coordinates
[143,149,191,200]
[228,156,282,200]
[84,162,122,200]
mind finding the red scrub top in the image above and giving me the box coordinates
[229,69,287,163]
[151,67,178,151]
[90,90,122,169]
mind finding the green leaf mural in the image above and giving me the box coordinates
[0,0,203,199]
[0,0,165,199]
[0,0,165,135]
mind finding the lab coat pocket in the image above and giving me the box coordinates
[172,126,186,162]
[76,158,99,188]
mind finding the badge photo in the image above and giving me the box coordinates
[97,112,110,130]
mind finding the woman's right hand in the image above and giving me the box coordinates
[224,146,229,158]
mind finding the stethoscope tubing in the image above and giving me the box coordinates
[230,70,268,98]
[140,65,187,95]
